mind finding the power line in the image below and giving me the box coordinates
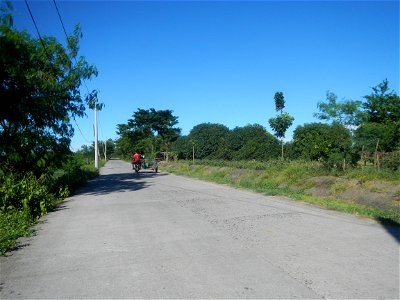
[52,0,91,95]
[53,0,101,156]
[24,0,52,62]
[25,0,92,145]
[52,0,69,42]
[98,111,104,140]
[73,117,91,144]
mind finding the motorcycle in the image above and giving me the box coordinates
[132,161,141,173]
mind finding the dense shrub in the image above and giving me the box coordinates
[0,209,32,254]
[381,151,400,171]
[0,173,57,219]
[292,123,352,164]
[0,155,100,255]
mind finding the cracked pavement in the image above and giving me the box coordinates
[0,160,398,299]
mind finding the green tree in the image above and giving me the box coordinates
[314,91,365,131]
[363,79,400,124]
[228,124,280,160]
[171,136,192,160]
[274,91,285,113]
[187,123,230,159]
[0,5,98,174]
[353,123,395,164]
[292,123,352,167]
[268,92,294,159]
[361,79,400,151]
[115,108,181,160]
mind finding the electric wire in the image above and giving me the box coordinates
[73,117,91,144]
[52,0,91,95]
[52,0,99,146]
[24,0,52,64]
[25,0,94,147]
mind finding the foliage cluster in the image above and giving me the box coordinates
[306,79,400,169]
[76,139,116,162]
[115,108,181,160]
[0,5,99,175]
[268,92,295,159]
[164,80,400,171]
[0,157,99,255]
[0,5,102,255]
[171,123,281,161]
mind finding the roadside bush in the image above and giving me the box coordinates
[0,209,33,255]
[381,151,400,171]
[0,173,57,219]
[292,123,352,162]
[0,155,101,255]
[45,156,99,196]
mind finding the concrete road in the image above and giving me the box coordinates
[1,160,399,299]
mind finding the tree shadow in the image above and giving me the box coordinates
[48,203,70,213]
[76,170,167,196]
[4,242,31,257]
[377,218,400,243]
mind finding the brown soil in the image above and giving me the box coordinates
[305,176,400,210]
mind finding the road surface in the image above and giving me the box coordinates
[1,160,399,299]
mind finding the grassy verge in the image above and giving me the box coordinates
[161,160,400,226]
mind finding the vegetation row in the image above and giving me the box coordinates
[0,4,102,254]
[114,79,400,174]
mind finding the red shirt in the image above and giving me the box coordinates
[133,153,140,163]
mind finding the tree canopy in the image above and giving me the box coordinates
[315,80,400,154]
[170,123,280,161]
[115,108,181,159]
[0,5,98,173]
[314,91,365,130]
[187,123,230,160]
[292,123,352,162]
[114,80,398,170]
[268,92,294,159]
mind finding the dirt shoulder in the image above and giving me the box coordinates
[305,176,400,211]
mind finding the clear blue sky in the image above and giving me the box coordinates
[11,0,399,150]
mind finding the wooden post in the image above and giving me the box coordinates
[361,145,365,169]
[374,139,380,168]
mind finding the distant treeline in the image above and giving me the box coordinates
[116,80,399,171]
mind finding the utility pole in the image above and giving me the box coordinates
[104,138,107,161]
[191,140,195,162]
[94,96,99,169]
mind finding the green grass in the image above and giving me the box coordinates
[161,160,400,226]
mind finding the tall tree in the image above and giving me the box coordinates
[356,79,400,152]
[115,108,181,160]
[0,4,98,173]
[187,123,230,159]
[274,91,285,113]
[228,124,280,160]
[363,79,400,125]
[268,92,294,159]
[314,91,365,132]
[292,123,352,163]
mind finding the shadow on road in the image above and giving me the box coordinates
[77,170,167,196]
[378,220,400,243]
[49,203,70,213]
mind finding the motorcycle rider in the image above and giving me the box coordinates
[132,152,141,170]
